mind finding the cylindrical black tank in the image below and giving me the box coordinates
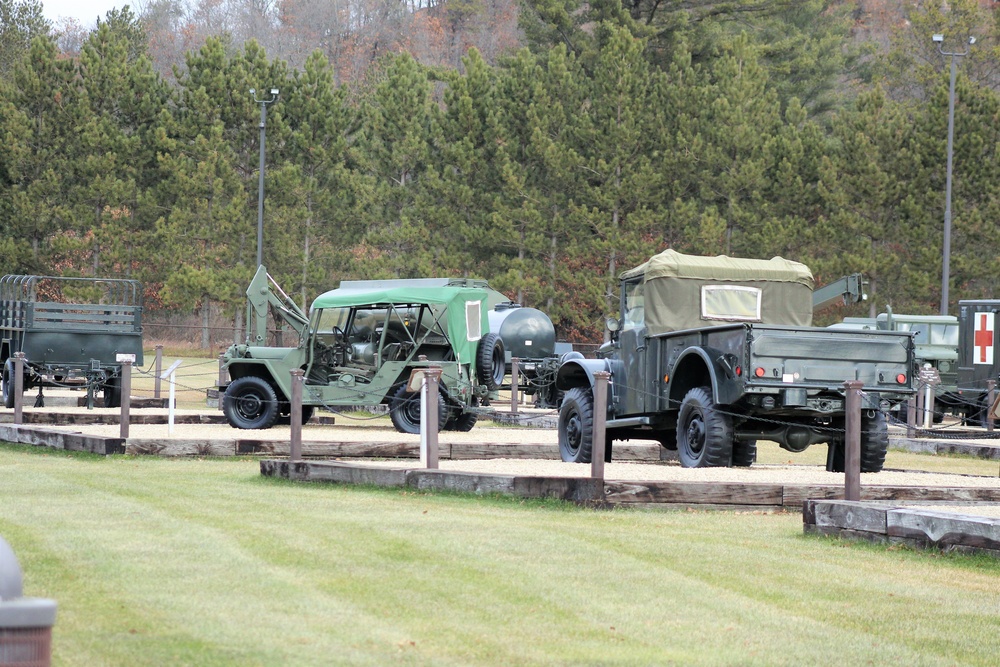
[488,303,556,360]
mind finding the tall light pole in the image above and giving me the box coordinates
[250,87,279,269]
[932,34,974,316]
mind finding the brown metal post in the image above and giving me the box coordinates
[424,366,442,469]
[119,361,132,439]
[987,380,996,434]
[218,352,229,410]
[510,358,519,415]
[591,371,610,481]
[906,394,916,439]
[154,344,163,399]
[289,368,304,461]
[913,380,926,428]
[843,380,862,502]
[13,352,25,425]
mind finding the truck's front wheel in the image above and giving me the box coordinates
[389,384,447,434]
[677,387,733,468]
[558,387,594,463]
[223,376,280,429]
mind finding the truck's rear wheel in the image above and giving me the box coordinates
[731,439,757,467]
[389,384,447,434]
[860,412,888,472]
[558,387,594,463]
[826,412,889,473]
[2,360,12,409]
[223,376,280,429]
[103,374,122,408]
[677,386,733,468]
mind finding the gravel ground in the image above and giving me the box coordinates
[17,406,1000,492]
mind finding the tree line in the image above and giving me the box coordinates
[2,0,1000,344]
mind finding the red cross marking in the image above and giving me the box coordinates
[975,313,994,363]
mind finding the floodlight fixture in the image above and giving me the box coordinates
[932,34,944,43]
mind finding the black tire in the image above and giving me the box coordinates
[300,405,315,424]
[826,439,845,473]
[388,384,447,435]
[860,412,888,473]
[732,439,757,467]
[279,405,317,425]
[446,410,478,432]
[677,386,733,468]
[476,332,505,391]
[103,374,122,409]
[223,376,280,430]
[558,387,594,463]
[656,429,677,451]
[826,413,889,473]
[2,359,15,409]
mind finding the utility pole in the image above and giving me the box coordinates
[250,87,279,269]
[932,34,974,316]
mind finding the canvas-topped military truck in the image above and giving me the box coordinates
[555,250,915,472]
[221,266,549,433]
[0,274,144,408]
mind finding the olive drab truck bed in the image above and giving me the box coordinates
[0,275,143,408]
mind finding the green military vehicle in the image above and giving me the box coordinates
[0,274,144,408]
[831,309,961,423]
[221,267,533,433]
[555,250,915,472]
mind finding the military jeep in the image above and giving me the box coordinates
[221,267,507,433]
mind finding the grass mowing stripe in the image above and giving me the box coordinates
[2,446,1000,666]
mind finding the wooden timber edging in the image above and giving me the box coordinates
[0,424,125,455]
[0,423,660,461]
[804,499,1000,557]
[890,435,1000,460]
[260,459,604,503]
[128,440,659,460]
[0,411,230,425]
[259,459,1000,509]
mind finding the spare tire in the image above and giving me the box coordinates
[476,333,505,391]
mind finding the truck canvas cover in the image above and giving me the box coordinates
[620,249,815,335]
[310,286,490,367]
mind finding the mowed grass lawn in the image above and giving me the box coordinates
[2,445,999,666]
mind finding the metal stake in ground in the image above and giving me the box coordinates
[154,344,163,399]
[119,359,133,439]
[13,352,25,426]
[843,380,862,501]
[290,368,304,461]
[510,358,519,415]
[591,371,610,481]
[420,366,441,470]
[160,360,183,436]
[906,394,916,439]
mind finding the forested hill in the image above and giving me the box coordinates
[2,0,1000,343]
